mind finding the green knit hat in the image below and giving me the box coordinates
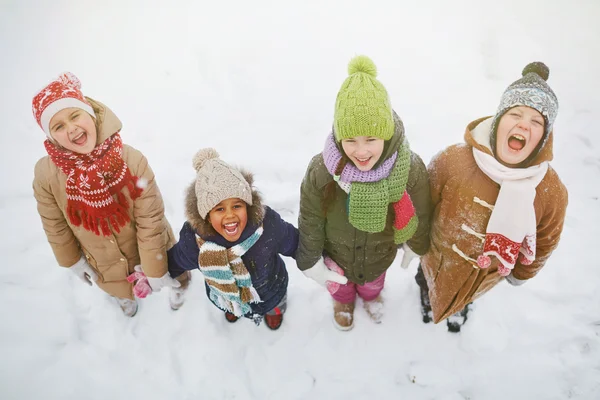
[333,55,394,142]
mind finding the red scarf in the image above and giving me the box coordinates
[44,132,143,236]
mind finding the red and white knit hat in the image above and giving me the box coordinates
[32,72,96,138]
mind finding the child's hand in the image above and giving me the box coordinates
[400,244,418,269]
[323,257,345,294]
[137,265,181,292]
[69,256,99,286]
[127,266,152,298]
[302,257,348,287]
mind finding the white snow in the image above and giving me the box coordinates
[1,0,600,399]
[136,177,149,190]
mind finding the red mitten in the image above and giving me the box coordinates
[497,265,511,277]
[126,266,152,298]
[323,257,346,294]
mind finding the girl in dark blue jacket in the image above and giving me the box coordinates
[168,148,298,330]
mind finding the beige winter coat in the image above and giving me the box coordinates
[32,98,175,299]
[422,117,568,323]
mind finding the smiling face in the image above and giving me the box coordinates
[340,136,385,171]
[495,106,545,166]
[207,198,248,242]
[49,107,97,154]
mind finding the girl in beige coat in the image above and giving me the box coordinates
[32,72,189,316]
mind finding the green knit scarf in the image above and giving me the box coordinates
[348,138,418,244]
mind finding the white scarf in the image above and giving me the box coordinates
[472,147,548,273]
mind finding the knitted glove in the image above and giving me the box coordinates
[68,256,98,286]
[139,265,181,292]
[323,257,346,294]
[303,257,348,287]
[127,266,152,298]
[400,244,418,269]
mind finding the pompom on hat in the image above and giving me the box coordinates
[32,72,96,139]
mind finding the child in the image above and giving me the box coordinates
[167,148,299,330]
[417,62,568,332]
[32,72,187,317]
[297,56,432,331]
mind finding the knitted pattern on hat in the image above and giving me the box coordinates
[44,132,143,236]
[491,62,559,157]
[193,148,253,218]
[334,56,394,141]
[32,72,96,138]
[322,134,418,244]
[196,226,263,317]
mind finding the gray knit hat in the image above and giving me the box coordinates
[490,62,559,161]
[193,148,253,219]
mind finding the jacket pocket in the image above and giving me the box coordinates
[95,260,129,283]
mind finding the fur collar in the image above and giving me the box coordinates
[185,169,264,237]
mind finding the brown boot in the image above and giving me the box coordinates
[333,300,355,331]
[363,295,384,324]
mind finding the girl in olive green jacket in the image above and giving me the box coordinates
[297,56,432,331]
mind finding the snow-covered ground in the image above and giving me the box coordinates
[1,0,599,399]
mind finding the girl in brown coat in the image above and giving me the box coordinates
[418,62,568,332]
[32,73,189,317]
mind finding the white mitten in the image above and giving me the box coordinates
[137,265,181,292]
[302,257,348,286]
[400,244,419,269]
[69,256,99,286]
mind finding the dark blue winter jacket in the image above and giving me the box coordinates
[168,180,299,317]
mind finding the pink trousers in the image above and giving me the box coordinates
[330,272,386,304]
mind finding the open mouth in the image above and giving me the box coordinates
[71,131,88,146]
[354,156,372,167]
[508,134,526,151]
[223,222,239,237]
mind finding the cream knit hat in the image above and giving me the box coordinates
[193,148,253,219]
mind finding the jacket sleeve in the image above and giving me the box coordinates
[427,148,451,211]
[511,174,568,281]
[405,152,432,256]
[129,147,173,278]
[167,222,200,278]
[296,156,326,271]
[32,159,81,268]
[265,207,299,259]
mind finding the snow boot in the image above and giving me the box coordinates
[169,286,187,311]
[116,297,138,317]
[363,295,384,324]
[170,271,191,310]
[415,264,433,323]
[224,312,239,323]
[333,300,355,331]
[446,303,472,333]
[265,307,284,330]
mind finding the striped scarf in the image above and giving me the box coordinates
[196,226,263,317]
[323,133,418,244]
